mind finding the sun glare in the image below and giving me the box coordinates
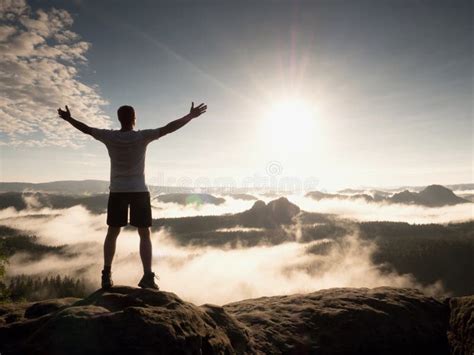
[262,98,317,151]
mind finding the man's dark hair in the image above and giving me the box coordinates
[117,105,135,126]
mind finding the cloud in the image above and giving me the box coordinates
[0,0,110,147]
[0,0,28,18]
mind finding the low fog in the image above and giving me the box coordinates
[151,196,254,218]
[292,195,473,224]
[152,193,472,224]
[0,198,454,305]
[4,190,473,224]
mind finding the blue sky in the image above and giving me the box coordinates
[1,0,472,190]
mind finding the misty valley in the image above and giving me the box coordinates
[0,182,472,305]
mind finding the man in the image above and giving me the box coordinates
[57,102,207,289]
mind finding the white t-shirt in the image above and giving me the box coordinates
[90,128,161,192]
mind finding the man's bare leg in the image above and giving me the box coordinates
[103,226,121,270]
[138,227,152,273]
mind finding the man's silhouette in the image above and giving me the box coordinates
[58,102,207,289]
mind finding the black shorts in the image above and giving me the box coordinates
[107,192,152,227]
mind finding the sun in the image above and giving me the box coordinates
[262,98,316,151]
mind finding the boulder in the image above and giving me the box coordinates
[224,286,450,355]
[0,286,253,355]
[447,295,474,355]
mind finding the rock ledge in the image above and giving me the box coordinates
[0,286,472,355]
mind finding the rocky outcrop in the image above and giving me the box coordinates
[239,197,300,228]
[0,286,472,355]
[389,185,468,207]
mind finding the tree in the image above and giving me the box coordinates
[0,239,9,301]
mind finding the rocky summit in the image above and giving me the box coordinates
[239,197,301,228]
[0,286,472,355]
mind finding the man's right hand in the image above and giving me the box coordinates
[58,105,72,120]
[58,105,93,135]
[189,102,207,119]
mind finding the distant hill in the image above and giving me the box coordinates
[305,191,335,200]
[390,185,469,207]
[227,193,258,201]
[307,184,470,207]
[2,180,472,197]
[155,193,225,206]
[386,183,474,193]
[0,180,110,194]
[0,191,229,211]
[0,180,194,195]
[338,183,474,193]
[337,188,363,194]
[0,192,109,213]
[306,191,375,203]
[445,183,474,191]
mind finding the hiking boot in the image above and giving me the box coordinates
[101,270,113,289]
[138,272,160,290]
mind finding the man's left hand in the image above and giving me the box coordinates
[189,102,207,119]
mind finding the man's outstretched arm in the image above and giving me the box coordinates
[147,102,207,141]
[57,105,93,135]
